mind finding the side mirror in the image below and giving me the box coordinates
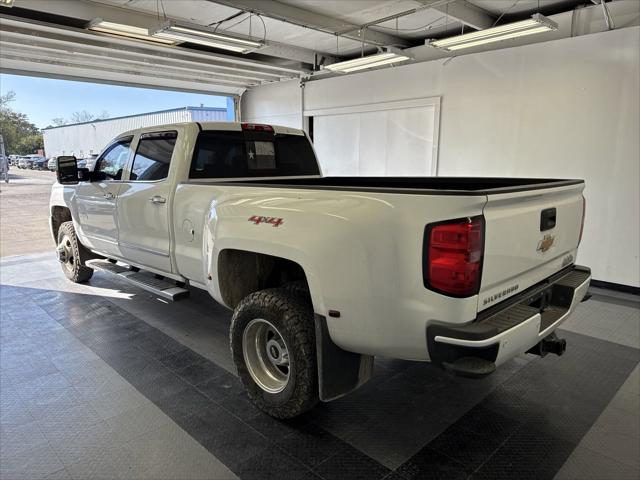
[90,170,107,182]
[56,156,79,184]
[77,168,90,181]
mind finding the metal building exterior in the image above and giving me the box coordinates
[43,106,231,158]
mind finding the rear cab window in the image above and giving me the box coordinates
[130,131,177,181]
[189,128,319,179]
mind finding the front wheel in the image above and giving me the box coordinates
[230,288,318,418]
[56,221,93,283]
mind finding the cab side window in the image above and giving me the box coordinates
[130,131,177,181]
[95,138,132,180]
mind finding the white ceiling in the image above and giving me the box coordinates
[88,0,584,56]
[91,0,372,55]
[276,0,464,40]
[0,0,590,95]
[466,0,580,16]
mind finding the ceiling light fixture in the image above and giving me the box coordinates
[323,47,413,73]
[150,21,263,54]
[88,19,177,45]
[429,14,558,51]
[0,0,14,7]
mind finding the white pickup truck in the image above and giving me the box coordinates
[50,122,591,418]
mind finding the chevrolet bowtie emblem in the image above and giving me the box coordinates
[537,234,555,253]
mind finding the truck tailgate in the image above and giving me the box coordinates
[479,182,585,311]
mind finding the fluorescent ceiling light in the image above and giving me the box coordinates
[88,19,177,45]
[151,21,263,54]
[324,48,412,73]
[430,14,558,51]
[0,0,14,8]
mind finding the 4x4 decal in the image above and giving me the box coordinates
[248,215,284,227]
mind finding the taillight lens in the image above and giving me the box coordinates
[424,216,484,297]
[578,195,586,245]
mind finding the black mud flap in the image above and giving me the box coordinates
[314,315,374,402]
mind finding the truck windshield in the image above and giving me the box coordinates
[189,130,320,179]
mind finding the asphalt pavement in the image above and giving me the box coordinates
[0,168,56,258]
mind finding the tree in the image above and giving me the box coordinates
[0,91,16,109]
[70,110,95,123]
[0,90,43,155]
[54,110,110,125]
[16,133,44,155]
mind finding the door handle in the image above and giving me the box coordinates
[150,195,167,204]
[103,192,115,200]
[540,207,557,231]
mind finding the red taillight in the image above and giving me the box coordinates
[424,216,484,297]
[578,195,586,245]
[241,123,274,132]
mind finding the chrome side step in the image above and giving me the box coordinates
[86,259,189,301]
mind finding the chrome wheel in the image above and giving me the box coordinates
[56,235,75,273]
[242,318,290,394]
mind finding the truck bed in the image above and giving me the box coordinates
[197,175,586,316]
[209,177,583,195]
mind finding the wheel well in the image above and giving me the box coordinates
[218,249,309,308]
[51,206,72,242]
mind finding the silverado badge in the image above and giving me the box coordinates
[537,234,555,253]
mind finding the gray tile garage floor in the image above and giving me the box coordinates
[1,251,639,480]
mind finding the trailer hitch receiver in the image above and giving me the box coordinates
[527,332,567,357]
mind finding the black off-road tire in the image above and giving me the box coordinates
[230,288,318,418]
[57,221,94,283]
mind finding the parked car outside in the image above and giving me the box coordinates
[8,155,19,166]
[32,156,48,170]
[18,156,33,169]
[48,157,58,171]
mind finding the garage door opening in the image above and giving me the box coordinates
[0,73,234,258]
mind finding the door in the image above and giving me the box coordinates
[74,137,132,256]
[310,97,440,176]
[117,131,178,273]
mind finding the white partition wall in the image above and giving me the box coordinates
[308,98,440,176]
[241,80,303,129]
[241,27,640,288]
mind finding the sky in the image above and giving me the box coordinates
[0,74,229,129]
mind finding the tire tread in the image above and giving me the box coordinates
[57,221,93,283]
[230,288,318,418]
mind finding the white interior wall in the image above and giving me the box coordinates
[241,80,302,129]
[241,26,640,287]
